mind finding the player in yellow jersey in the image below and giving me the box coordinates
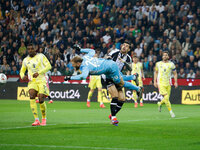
[154,51,178,118]
[87,75,105,108]
[131,55,145,108]
[20,43,52,126]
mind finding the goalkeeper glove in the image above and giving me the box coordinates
[64,76,71,81]
[73,44,81,52]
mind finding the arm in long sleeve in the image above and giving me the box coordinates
[124,62,132,71]
[38,55,52,74]
[70,68,90,80]
[80,48,95,57]
[20,60,27,79]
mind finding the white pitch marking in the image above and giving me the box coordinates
[0,124,57,130]
[0,144,143,150]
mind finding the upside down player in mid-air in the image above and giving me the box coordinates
[64,45,142,126]
[20,43,52,126]
[87,75,105,108]
[131,55,145,108]
[154,51,178,118]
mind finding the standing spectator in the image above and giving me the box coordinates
[40,19,48,31]
[87,1,96,13]
[18,42,26,57]
[134,44,143,58]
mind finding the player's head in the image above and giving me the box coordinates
[162,51,169,61]
[27,43,36,57]
[121,41,131,54]
[132,55,138,63]
[71,56,83,70]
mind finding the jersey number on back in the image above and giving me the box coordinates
[85,56,99,67]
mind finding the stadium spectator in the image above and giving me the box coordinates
[178,68,186,78]
[0,0,199,79]
[187,69,196,78]
[51,68,61,76]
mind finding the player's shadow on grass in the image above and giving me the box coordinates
[190,142,200,145]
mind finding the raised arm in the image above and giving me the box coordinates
[80,48,95,57]
[73,44,95,57]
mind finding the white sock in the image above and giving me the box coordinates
[111,116,116,120]
[87,99,90,102]
[100,102,103,105]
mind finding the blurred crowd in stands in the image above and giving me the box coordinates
[0,0,200,78]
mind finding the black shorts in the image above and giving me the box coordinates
[101,75,114,89]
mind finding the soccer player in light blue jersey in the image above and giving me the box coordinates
[64,45,142,126]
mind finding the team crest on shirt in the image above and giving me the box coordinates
[33,64,36,68]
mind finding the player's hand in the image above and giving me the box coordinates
[64,76,71,81]
[73,44,81,52]
[154,82,158,88]
[22,75,28,81]
[174,82,178,88]
[33,73,39,78]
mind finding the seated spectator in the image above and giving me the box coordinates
[51,68,61,76]
[64,67,72,76]
[10,66,19,75]
[195,70,200,78]
[184,62,191,74]
[178,68,186,78]
[0,59,11,74]
[58,62,66,75]
[143,57,149,72]
[187,69,195,78]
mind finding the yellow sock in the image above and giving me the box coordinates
[132,91,137,103]
[40,102,47,119]
[162,94,172,111]
[98,90,103,104]
[87,91,93,101]
[30,99,39,120]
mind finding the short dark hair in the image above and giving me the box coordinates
[124,40,131,49]
[162,51,169,55]
[27,43,35,47]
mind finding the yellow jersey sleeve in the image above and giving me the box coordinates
[38,54,52,75]
[155,62,158,71]
[171,62,176,71]
[20,58,27,79]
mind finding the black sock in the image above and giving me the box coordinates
[48,96,51,100]
[110,97,118,116]
[116,101,124,114]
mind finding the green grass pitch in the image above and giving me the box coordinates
[0,100,200,150]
